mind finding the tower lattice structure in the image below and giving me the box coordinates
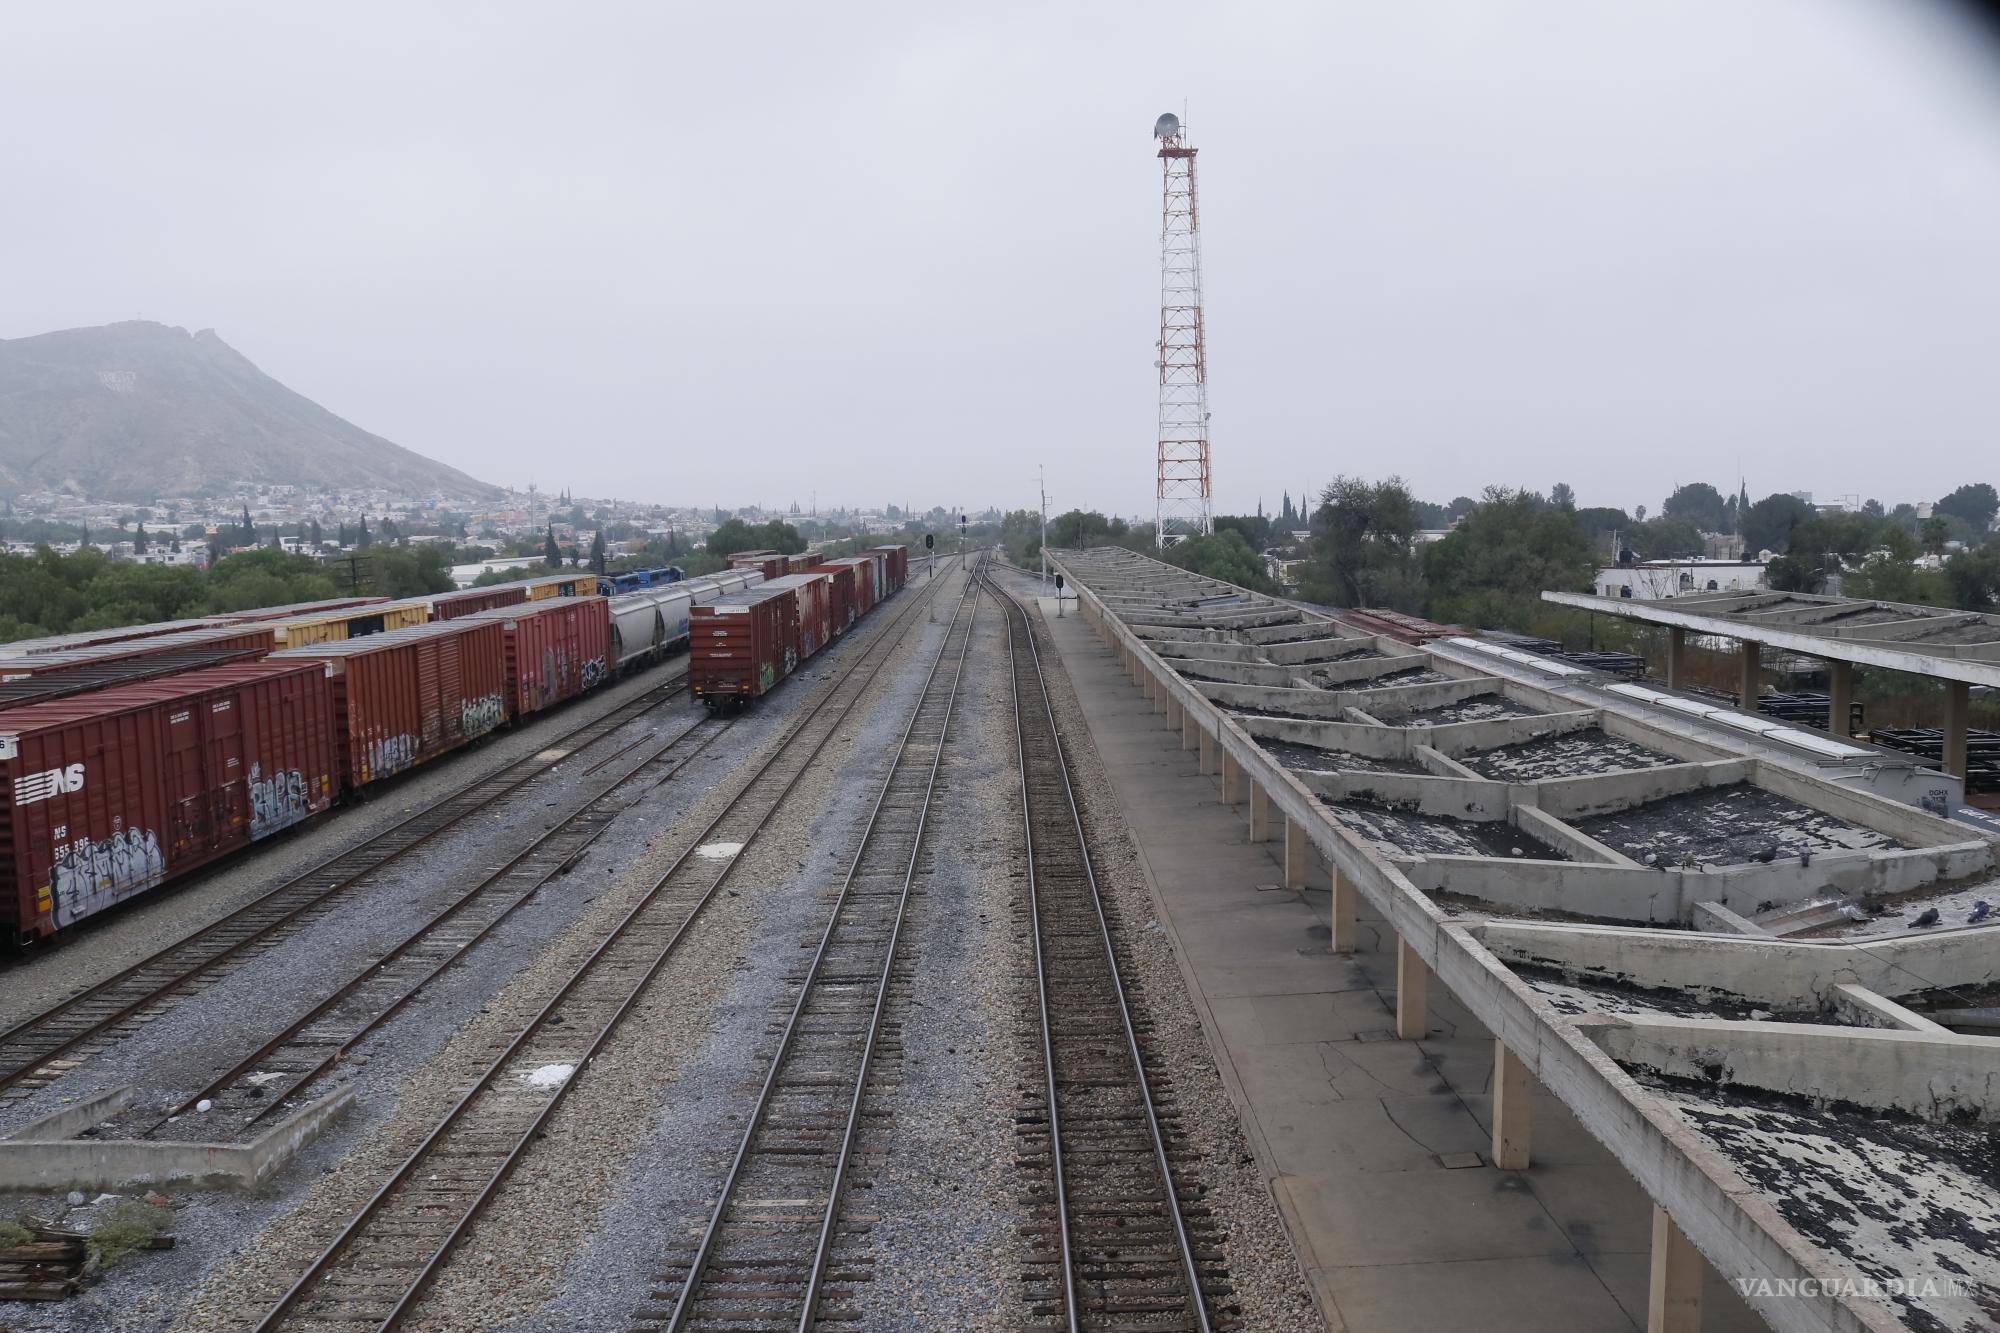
[1155,118,1212,545]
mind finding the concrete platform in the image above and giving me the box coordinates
[1037,594,1768,1333]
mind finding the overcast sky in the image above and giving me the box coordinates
[5,1,1998,519]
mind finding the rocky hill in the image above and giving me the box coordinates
[0,321,498,502]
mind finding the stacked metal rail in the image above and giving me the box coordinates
[989,571,1223,1331]
[0,680,693,1104]
[252,558,962,1332]
[645,559,983,1331]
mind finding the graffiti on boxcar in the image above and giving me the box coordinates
[249,763,313,839]
[579,656,607,690]
[366,732,417,780]
[541,644,573,702]
[461,692,505,738]
[50,828,166,929]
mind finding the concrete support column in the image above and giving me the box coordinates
[1396,937,1429,1040]
[1945,680,1971,781]
[1284,816,1308,890]
[1220,749,1243,805]
[1141,668,1153,702]
[1331,869,1358,954]
[1181,708,1198,751]
[1167,695,1183,731]
[1665,626,1686,689]
[1737,639,1762,714]
[1647,1206,1704,1333]
[1826,659,1854,737]
[1492,1039,1532,1169]
[1198,726,1216,776]
[1249,783,1273,843]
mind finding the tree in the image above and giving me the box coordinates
[1300,476,1422,610]
[1741,493,1812,555]
[1921,517,1952,555]
[1424,487,1595,626]
[132,524,148,555]
[356,517,373,548]
[308,518,323,546]
[1163,529,1276,592]
[1945,546,2000,611]
[1764,553,1824,594]
[1628,518,1705,560]
[544,524,563,567]
[374,547,455,598]
[240,504,254,545]
[1662,482,1728,533]
[1862,499,1884,519]
[589,530,608,574]
[1936,483,1999,534]
[1549,482,1575,510]
[1213,514,1274,550]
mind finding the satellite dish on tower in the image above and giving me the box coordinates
[1154,112,1181,140]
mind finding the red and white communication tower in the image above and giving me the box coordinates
[1153,111,1212,546]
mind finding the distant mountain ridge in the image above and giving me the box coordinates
[0,321,498,502]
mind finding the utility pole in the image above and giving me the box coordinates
[1039,465,1050,582]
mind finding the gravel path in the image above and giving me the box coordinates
[991,564,1322,1333]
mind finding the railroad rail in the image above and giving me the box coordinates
[0,674,697,1104]
[988,570,1224,1331]
[146,710,735,1137]
[253,562,970,1333]
[645,555,984,1332]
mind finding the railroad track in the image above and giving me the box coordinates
[253,562,970,1333]
[988,570,1228,1331]
[642,555,984,1332]
[143,709,736,1138]
[0,674,697,1106]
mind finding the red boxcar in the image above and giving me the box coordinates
[727,551,791,582]
[869,545,909,593]
[0,659,338,942]
[430,585,529,620]
[218,596,390,624]
[0,643,270,714]
[764,574,832,658]
[457,597,612,719]
[807,564,861,635]
[0,625,278,679]
[0,617,241,659]
[690,585,800,708]
[832,558,877,619]
[271,620,508,789]
[787,549,824,575]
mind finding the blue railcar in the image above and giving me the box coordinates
[597,566,686,596]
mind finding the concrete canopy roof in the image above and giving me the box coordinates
[1543,589,2000,684]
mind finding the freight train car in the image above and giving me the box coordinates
[868,545,909,593]
[763,573,832,658]
[807,562,862,635]
[599,567,686,595]
[272,598,434,647]
[272,620,508,789]
[690,584,801,710]
[218,596,390,624]
[0,643,271,714]
[0,617,244,659]
[786,550,824,575]
[457,597,612,720]
[727,551,791,582]
[429,585,528,619]
[0,659,338,942]
[0,625,279,680]
[521,573,593,601]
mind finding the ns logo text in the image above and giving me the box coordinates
[12,763,86,806]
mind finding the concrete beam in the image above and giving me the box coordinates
[1827,660,1854,737]
[1542,589,2000,689]
[0,1089,353,1192]
[1650,1206,1704,1333]
[1332,869,1359,953]
[1284,815,1308,890]
[1397,936,1430,1039]
[1492,1038,1532,1169]
[1945,680,1970,781]
[1739,639,1763,714]
[1665,625,1686,689]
